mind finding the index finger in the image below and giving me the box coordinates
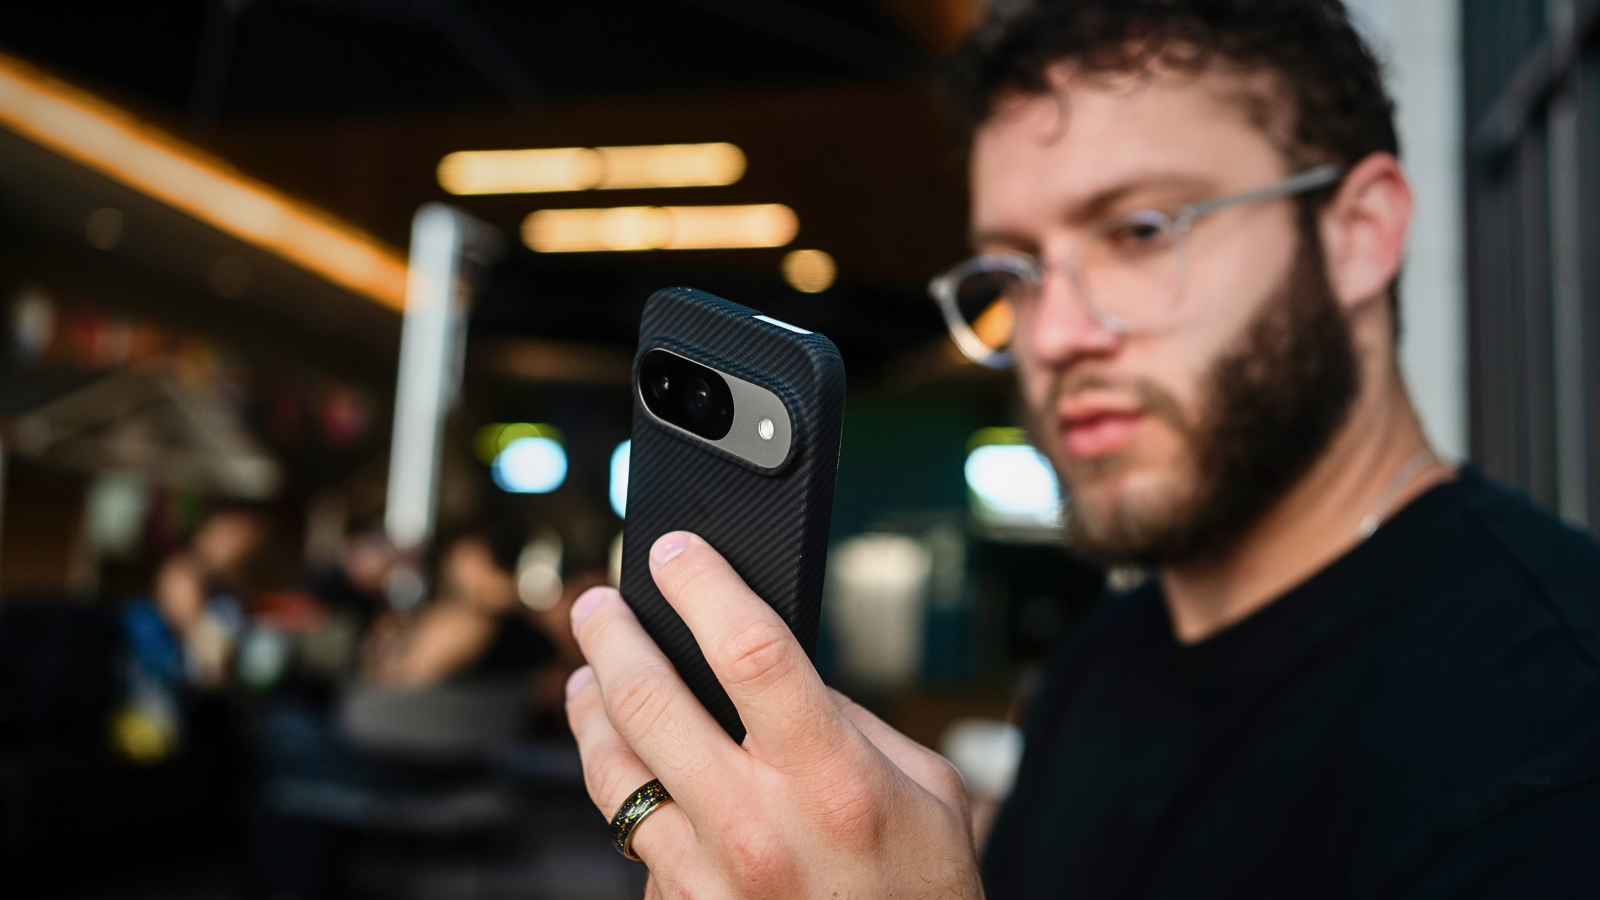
[648,532,859,772]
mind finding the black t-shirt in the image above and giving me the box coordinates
[307,564,381,634]
[464,612,556,678]
[984,467,1600,898]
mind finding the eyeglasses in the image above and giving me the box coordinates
[928,164,1345,369]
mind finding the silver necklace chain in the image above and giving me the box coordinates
[1357,447,1439,540]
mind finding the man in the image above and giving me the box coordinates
[152,505,265,687]
[563,1,1600,896]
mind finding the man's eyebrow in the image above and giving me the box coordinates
[969,172,1220,251]
[968,228,1035,252]
[1071,173,1216,220]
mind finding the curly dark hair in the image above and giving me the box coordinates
[939,0,1401,320]
[940,0,1397,172]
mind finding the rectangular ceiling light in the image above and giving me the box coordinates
[0,51,408,311]
[439,143,746,195]
[522,204,797,252]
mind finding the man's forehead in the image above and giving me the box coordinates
[968,65,1290,235]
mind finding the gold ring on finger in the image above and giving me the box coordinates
[610,778,674,860]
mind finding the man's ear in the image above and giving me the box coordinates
[1318,152,1412,312]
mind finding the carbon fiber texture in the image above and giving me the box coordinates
[620,287,846,742]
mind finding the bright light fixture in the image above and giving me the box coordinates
[0,51,408,311]
[523,204,798,252]
[475,422,565,463]
[438,143,746,195]
[609,440,630,518]
[492,436,568,494]
[965,434,1063,530]
[782,249,836,292]
[441,147,601,195]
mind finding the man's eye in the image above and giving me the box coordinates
[1105,221,1171,253]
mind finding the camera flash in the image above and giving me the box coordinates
[758,418,775,440]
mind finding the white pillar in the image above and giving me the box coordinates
[385,205,472,556]
[1346,0,1468,462]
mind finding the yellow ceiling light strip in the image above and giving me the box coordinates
[0,51,408,311]
[439,142,746,194]
[440,147,603,195]
[522,204,798,252]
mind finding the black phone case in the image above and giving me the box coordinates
[620,287,846,742]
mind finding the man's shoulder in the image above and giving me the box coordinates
[1367,467,1600,736]
[1442,467,1600,664]
[1336,470,1600,887]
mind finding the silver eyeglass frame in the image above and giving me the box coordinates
[928,163,1346,369]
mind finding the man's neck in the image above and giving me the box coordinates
[1157,367,1450,644]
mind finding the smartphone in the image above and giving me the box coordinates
[619,287,846,742]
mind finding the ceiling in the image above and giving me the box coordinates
[0,1,988,384]
[0,0,932,122]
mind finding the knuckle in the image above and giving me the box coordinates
[607,660,676,737]
[810,773,885,842]
[925,754,969,805]
[719,616,796,691]
[719,821,789,888]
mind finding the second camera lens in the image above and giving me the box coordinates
[652,374,671,399]
[685,379,712,420]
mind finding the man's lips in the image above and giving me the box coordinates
[1057,399,1144,459]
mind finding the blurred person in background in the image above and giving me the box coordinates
[233,527,399,699]
[362,529,556,689]
[152,505,265,687]
[114,505,266,763]
[306,527,395,638]
[561,0,1600,897]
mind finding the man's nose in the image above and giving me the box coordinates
[1017,268,1120,365]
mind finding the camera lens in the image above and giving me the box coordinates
[684,379,712,420]
[638,349,735,441]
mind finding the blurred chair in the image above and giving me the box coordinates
[253,675,613,898]
[260,677,528,834]
[341,676,587,787]
[340,677,525,761]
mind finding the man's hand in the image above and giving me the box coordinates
[566,531,983,899]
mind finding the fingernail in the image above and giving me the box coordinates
[650,532,689,570]
[565,665,594,699]
[570,587,608,633]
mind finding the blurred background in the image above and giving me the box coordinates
[0,0,1587,897]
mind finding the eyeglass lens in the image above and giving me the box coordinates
[949,212,1186,352]
[953,270,1022,352]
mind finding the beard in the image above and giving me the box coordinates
[1047,230,1360,568]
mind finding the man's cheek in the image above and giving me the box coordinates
[1018,367,1059,443]
[1139,408,1194,464]
[1015,361,1052,410]
[1102,412,1194,496]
